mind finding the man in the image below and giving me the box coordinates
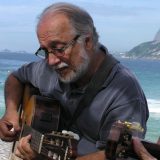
[0,2,149,160]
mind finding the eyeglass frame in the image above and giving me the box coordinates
[35,34,81,59]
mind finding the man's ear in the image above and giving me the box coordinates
[84,36,93,50]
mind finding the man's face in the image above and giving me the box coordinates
[37,13,90,83]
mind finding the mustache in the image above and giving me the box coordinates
[54,62,69,69]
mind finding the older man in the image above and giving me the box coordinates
[0,2,148,160]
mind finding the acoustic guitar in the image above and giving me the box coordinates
[11,84,78,160]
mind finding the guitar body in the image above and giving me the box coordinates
[20,84,61,133]
[21,95,61,133]
[10,84,61,160]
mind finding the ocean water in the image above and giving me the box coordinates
[119,58,160,142]
[0,53,160,142]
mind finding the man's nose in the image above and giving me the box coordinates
[47,53,61,65]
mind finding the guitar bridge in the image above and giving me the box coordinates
[21,125,78,160]
[43,131,78,160]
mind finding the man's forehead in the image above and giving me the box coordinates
[37,14,73,31]
[37,14,74,38]
[39,13,70,27]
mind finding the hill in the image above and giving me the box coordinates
[0,50,39,62]
[125,29,160,59]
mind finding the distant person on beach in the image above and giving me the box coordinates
[0,2,149,160]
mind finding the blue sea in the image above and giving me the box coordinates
[0,53,160,142]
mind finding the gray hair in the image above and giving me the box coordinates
[37,2,99,48]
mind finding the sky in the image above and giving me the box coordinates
[0,0,160,53]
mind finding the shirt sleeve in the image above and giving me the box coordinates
[12,60,43,86]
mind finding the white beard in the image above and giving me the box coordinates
[58,48,90,83]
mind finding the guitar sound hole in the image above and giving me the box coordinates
[40,112,53,122]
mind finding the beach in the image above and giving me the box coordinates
[0,140,13,160]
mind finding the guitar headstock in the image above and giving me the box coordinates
[105,121,144,160]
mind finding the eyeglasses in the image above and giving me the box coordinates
[35,35,80,59]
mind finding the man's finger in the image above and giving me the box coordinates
[16,138,29,158]
[15,147,25,159]
[0,122,17,141]
[21,135,35,154]
[16,135,37,159]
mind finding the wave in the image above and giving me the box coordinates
[147,99,160,113]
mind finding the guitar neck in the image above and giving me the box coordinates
[142,140,160,159]
[105,121,160,160]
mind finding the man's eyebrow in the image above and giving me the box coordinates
[48,40,66,47]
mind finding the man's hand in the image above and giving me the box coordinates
[0,73,24,142]
[15,135,38,160]
[0,112,20,142]
[133,137,158,160]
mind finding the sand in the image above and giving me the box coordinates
[0,140,13,160]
